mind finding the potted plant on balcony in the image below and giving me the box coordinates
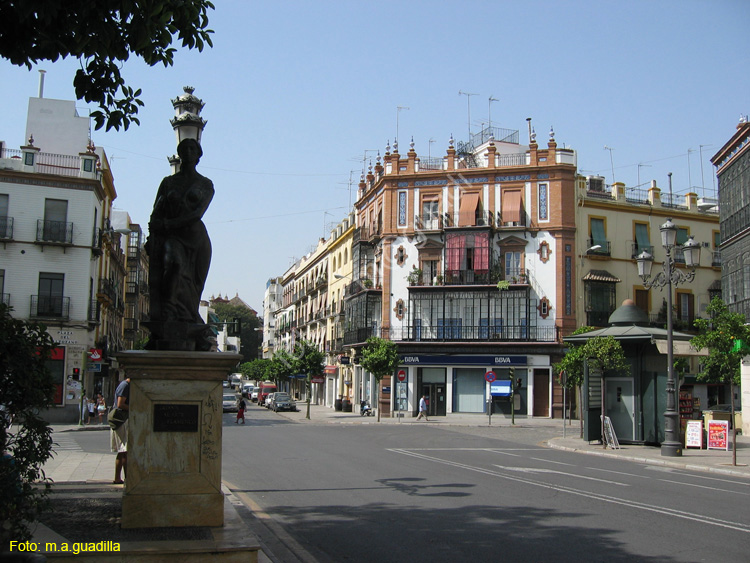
[362,278,373,289]
[406,267,423,286]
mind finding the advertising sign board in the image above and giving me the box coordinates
[707,420,729,450]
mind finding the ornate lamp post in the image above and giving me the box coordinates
[637,204,702,457]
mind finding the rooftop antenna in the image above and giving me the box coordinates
[488,96,499,132]
[699,144,712,198]
[458,90,478,139]
[526,118,533,143]
[637,163,652,188]
[38,69,46,98]
[687,148,695,191]
[428,138,436,159]
[396,106,409,149]
[603,145,615,184]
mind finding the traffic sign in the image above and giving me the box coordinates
[397,370,406,382]
[485,371,496,382]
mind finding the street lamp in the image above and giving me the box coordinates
[637,205,702,457]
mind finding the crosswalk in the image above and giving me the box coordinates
[52,433,82,453]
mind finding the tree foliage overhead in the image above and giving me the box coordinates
[0,305,56,543]
[691,297,750,386]
[0,1,215,131]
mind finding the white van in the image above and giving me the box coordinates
[229,373,242,389]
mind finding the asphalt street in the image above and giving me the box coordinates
[221,405,750,563]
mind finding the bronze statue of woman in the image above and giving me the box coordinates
[145,138,214,350]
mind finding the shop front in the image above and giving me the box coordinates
[398,354,552,418]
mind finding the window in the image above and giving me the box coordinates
[421,199,440,229]
[589,217,607,251]
[0,194,8,238]
[505,251,522,279]
[437,318,462,339]
[584,281,617,327]
[676,291,694,327]
[38,273,64,316]
[445,233,489,283]
[43,198,68,242]
[422,259,439,284]
[634,222,651,257]
[479,318,504,339]
[674,227,689,263]
[635,288,649,314]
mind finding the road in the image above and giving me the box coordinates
[222,405,750,563]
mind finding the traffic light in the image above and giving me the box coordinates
[72,367,80,379]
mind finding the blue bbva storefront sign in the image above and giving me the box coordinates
[400,355,526,366]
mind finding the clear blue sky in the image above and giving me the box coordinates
[2,0,748,311]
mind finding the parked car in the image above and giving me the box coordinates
[271,392,296,412]
[251,389,259,402]
[223,392,238,412]
[242,383,254,398]
[264,393,276,408]
[222,380,229,389]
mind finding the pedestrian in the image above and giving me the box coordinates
[81,394,89,424]
[236,397,246,424]
[96,394,107,424]
[87,395,96,424]
[111,377,130,484]
[416,395,429,421]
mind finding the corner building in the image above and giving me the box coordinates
[344,127,578,418]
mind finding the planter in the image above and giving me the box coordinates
[334,398,343,411]
[341,398,352,412]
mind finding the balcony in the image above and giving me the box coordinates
[98,278,119,304]
[36,219,74,246]
[343,324,557,345]
[586,238,611,257]
[631,243,654,259]
[91,227,104,256]
[0,216,14,240]
[30,295,70,319]
[415,214,444,231]
[712,250,721,268]
[88,300,100,324]
[442,269,494,286]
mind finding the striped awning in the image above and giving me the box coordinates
[582,270,621,283]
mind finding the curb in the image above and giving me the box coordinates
[546,438,750,479]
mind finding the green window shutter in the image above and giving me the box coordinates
[591,219,607,246]
[635,223,650,251]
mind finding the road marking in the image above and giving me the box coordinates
[493,465,629,486]
[388,448,750,534]
[529,457,576,467]
[52,434,82,453]
[587,467,651,479]
[657,479,750,496]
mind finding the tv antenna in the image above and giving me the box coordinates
[459,91,478,138]
[603,145,616,184]
[488,96,499,131]
[396,106,410,149]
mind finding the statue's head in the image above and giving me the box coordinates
[177,138,203,163]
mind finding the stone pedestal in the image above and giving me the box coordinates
[115,350,241,529]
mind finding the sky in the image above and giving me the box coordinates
[1,0,748,312]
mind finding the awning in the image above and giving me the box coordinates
[324,365,337,374]
[501,190,522,223]
[654,340,708,356]
[582,270,621,283]
[458,192,480,226]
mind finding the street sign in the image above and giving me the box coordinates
[397,370,406,382]
[485,371,496,383]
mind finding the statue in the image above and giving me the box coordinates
[145,138,214,351]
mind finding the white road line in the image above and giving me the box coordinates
[657,478,750,496]
[529,457,576,467]
[588,467,651,479]
[493,465,629,486]
[388,448,750,534]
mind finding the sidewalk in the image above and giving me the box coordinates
[28,407,749,560]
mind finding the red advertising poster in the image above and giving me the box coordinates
[707,420,729,451]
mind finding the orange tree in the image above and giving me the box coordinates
[691,297,750,386]
[360,337,400,422]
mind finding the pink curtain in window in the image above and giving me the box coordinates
[474,232,489,270]
[446,234,465,271]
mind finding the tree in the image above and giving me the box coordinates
[239,358,272,383]
[0,1,215,131]
[211,301,261,363]
[291,340,324,420]
[691,297,750,386]
[360,337,400,422]
[0,305,56,544]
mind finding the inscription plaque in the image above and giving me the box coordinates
[153,403,200,432]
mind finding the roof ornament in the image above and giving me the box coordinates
[385,140,391,154]
[549,126,555,141]
[449,133,454,148]
[393,138,398,152]
[410,136,415,151]
[530,127,536,143]
[27,134,34,146]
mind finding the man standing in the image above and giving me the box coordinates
[111,377,130,484]
[416,395,429,421]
